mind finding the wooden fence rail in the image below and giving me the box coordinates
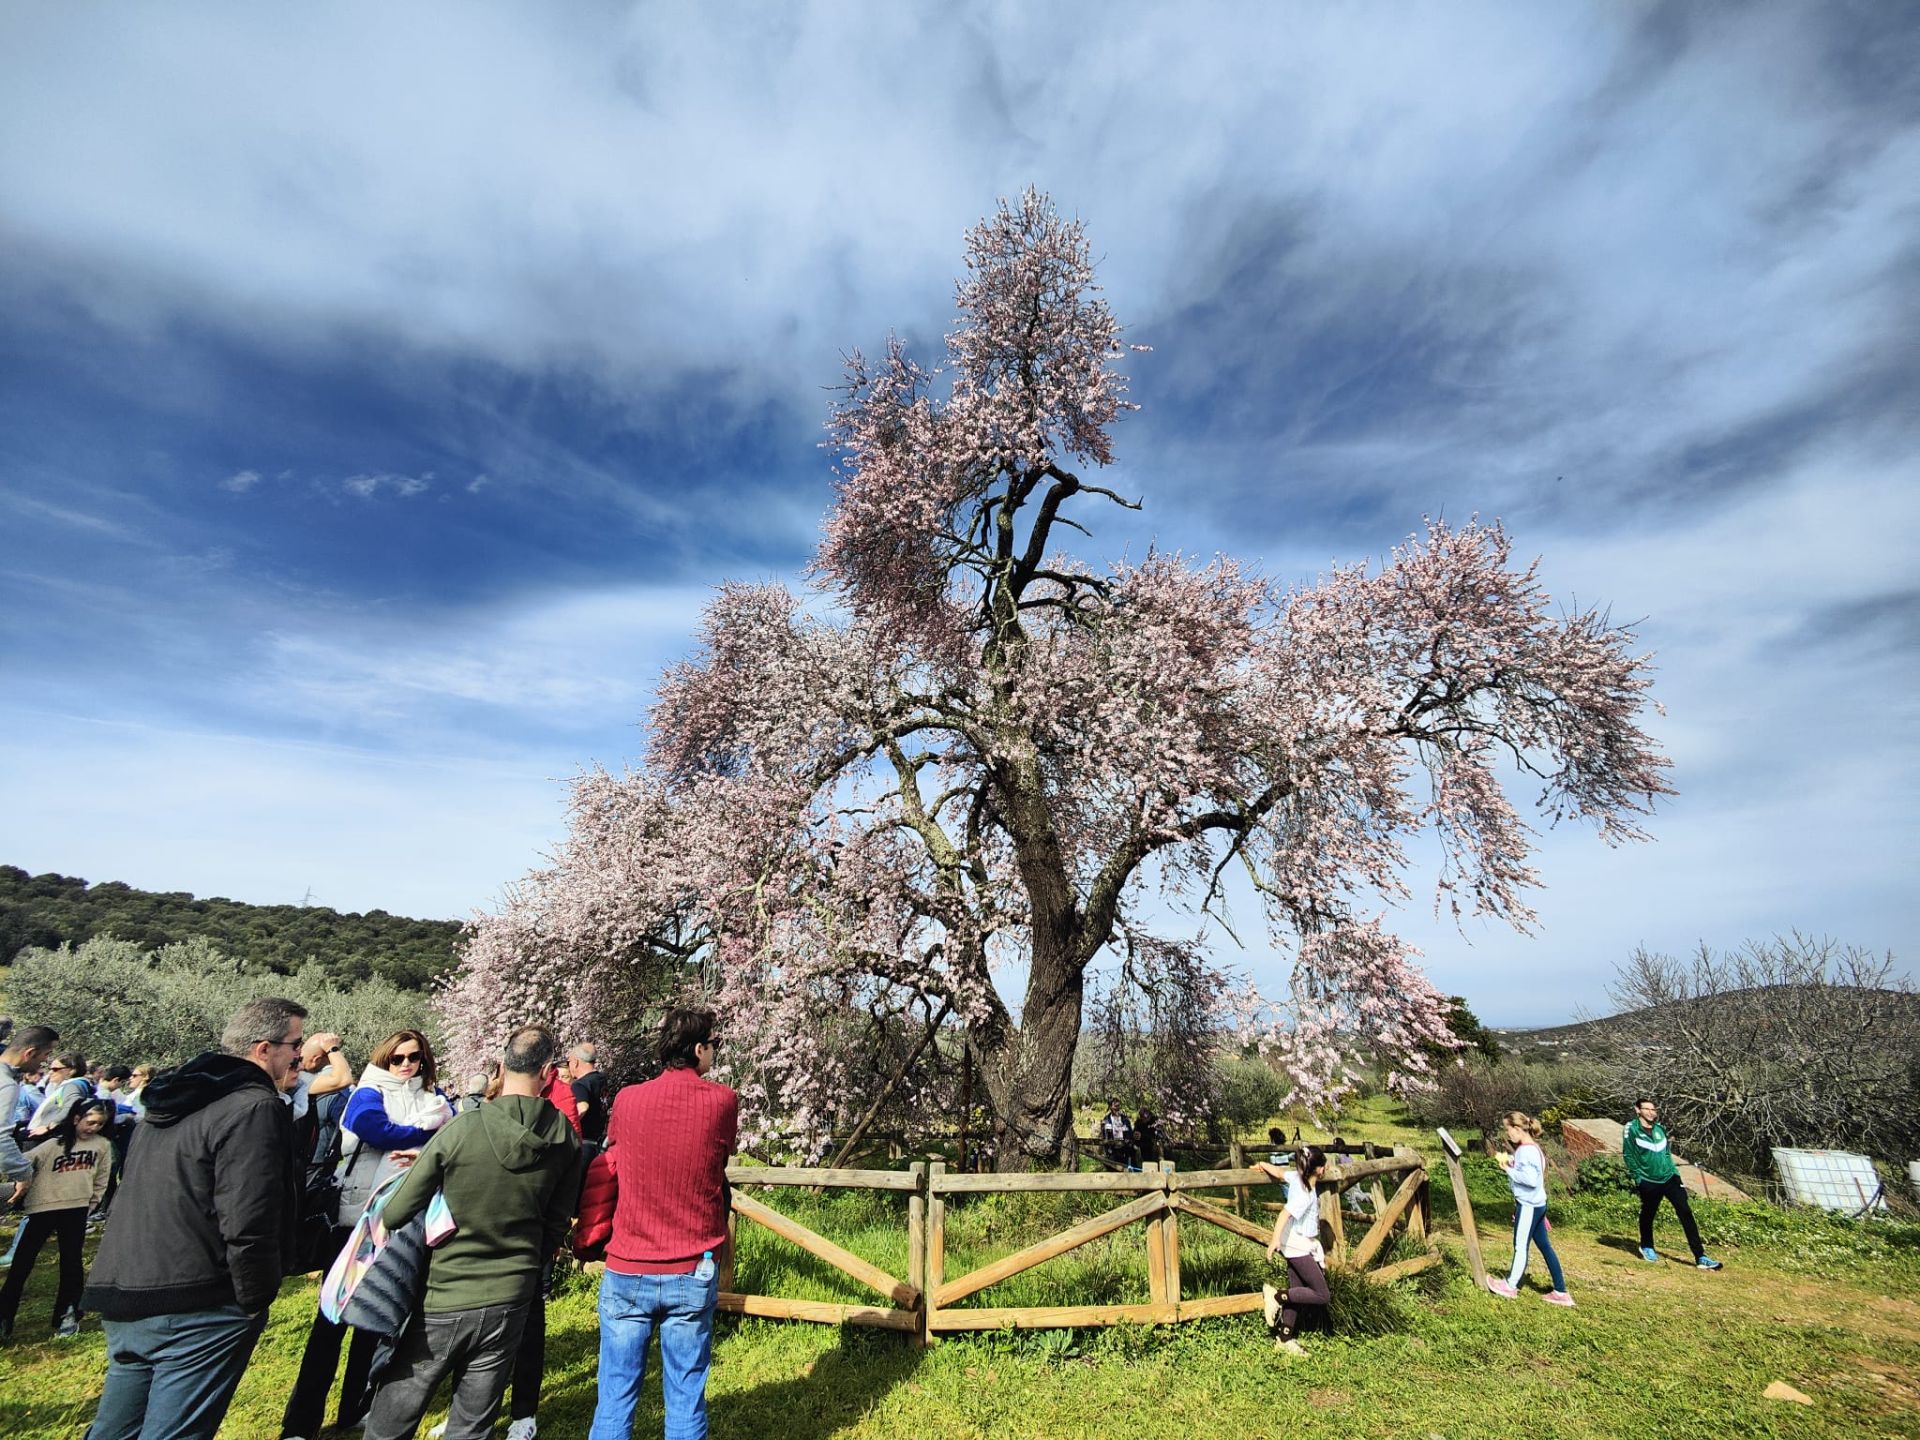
[921,1148,1441,1335]
[714,1147,1443,1341]
[718,1161,926,1334]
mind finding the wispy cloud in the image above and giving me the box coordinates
[252,583,711,735]
[0,488,153,544]
[341,471,432,500]
[0,706,572,919]
[0,3,1911,1010]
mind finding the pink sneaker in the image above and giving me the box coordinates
[1544,1290,1576,1308]
[1486,1278,1519,1299]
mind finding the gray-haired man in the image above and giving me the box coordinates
[568,1041,609,1148]
[83,997,306,1440]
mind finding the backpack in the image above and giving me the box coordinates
[290,1091,353,1274]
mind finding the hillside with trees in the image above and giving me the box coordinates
[0,865,460,990]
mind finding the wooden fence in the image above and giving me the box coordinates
[716,1148,1441,1340]
[718,1163,926,1333]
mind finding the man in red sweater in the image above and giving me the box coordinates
[588,1008,736,1440]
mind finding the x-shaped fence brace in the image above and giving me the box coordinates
[714,1148,1444,1342]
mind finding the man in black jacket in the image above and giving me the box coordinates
[82,996,307,1440]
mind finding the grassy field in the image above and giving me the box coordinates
[4,1100,1918,1438]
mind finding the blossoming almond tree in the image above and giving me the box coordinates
[442,190,1673,1166]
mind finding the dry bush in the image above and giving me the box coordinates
[1594,935,1920,1171]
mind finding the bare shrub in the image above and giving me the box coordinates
[1596,935,1920,1171]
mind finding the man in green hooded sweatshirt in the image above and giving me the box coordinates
[1622,1096,1722,1270]
[362,1025,582,1440]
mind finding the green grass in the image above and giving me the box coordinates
[6,1100,1919,1438]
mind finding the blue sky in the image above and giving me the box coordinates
[2,2,1914,1022]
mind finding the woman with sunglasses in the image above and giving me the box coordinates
[26,1053,92,1137]
[281,1030,453,1440]
[124,1064,154,1111]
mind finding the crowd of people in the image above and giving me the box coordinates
[2,1007,1731,1430]
[2,1003,735,1440]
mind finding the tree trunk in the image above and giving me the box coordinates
[973,938,1085,1170]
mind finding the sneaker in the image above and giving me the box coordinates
[1543,1290,1576,1308]
[1261,1283,1280,1330]
[506,1421,538,1440]
[1274,1337,1307,1358]
[1695,1255,1723,1271]
[1486,1278,1519,1299]
[54,1309,80,1338]
[1639,1246,1659,1262]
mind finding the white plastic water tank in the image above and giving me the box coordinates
[1772,1147,1884,1214]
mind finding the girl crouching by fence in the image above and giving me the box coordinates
[1488,1111,1573,1307]
[1259,1143,1331,1357]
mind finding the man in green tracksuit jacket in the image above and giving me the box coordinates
[1623,1098,1721,1269]
[361,1025,581,1440]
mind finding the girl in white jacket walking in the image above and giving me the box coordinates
[1488,1111,1573,1306]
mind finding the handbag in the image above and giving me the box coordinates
[319,1170,409,1323]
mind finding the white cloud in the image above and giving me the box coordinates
[221,469,261,493]
[248,583,714,743]
[0,707,571,919]
[341,472,432,500]
[1,3,1911,1015]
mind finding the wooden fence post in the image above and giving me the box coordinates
[1320,1181,1347,1266]
[1160,1161,1180,1306]
[907,1161,927,1292]
[925,1161,945,1345]
[1402,1147,1431,1243]
[1437,1141,1487,1289]
[1145,1162,1170,1308]
[721,1211,736,1295]
[1230,1142,1248,1217]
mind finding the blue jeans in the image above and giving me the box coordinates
[588,1259,718,1440]
[1507,1201,1568,1291]
[86,1304,267,1440]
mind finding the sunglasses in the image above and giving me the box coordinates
[390,1051,423,1065]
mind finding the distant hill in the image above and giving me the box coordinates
[1496,986,1920,1055]
[0,865,462,991]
